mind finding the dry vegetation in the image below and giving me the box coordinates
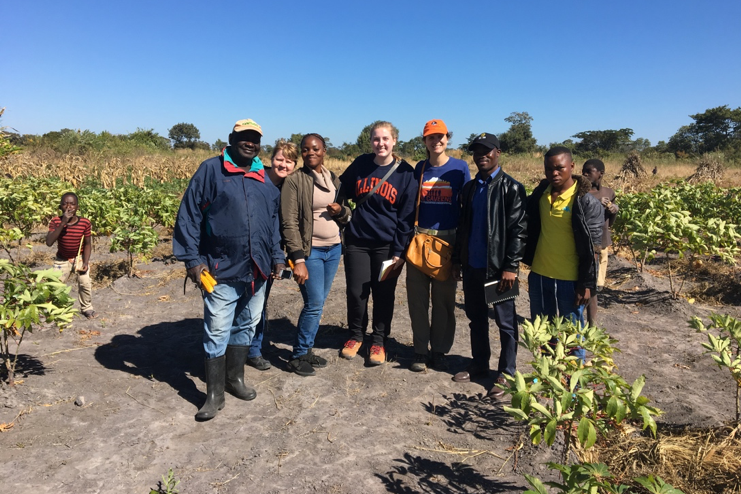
[3,147,741,191]
[579,425,741,494]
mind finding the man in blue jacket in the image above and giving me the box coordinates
[173,119,285,421]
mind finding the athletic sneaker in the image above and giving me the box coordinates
[341,339,362,359]
[369,345,385,366]
[410,354,428,372]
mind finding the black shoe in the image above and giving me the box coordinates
[196,356,226,421]
[246,355,272,371]
[304,350,327,368]
[288,357,316,377]
[486,376,509,399]
[224,346,257,401]
[430,352,449,371]
[410,353,428,372]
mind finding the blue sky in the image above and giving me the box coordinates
[3,0,740,150]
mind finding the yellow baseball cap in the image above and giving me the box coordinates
[232,119,263,135]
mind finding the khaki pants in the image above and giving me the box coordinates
[405,232,457,355]
[597,247,609,288]
[53,257,93,313]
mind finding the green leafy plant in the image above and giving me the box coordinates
[110,208,159,277]
[690,313,741,424]
[0,177,68,260]
[634,475,686,494]
[503,316,661,463]
[524,462,684,494]
[0,108,22,159]
[0,260,77,384]
[149,468,179,494]
[613,183,740,298]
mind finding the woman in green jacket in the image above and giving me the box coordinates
[280,133,351,376]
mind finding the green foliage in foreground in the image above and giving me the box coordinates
[502,317,661,463]
[524,463,684,494]
[690,314,741,424]
[0,260,76,384]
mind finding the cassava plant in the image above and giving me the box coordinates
[0,260,77,385]
[613,183,739,298]
[502,316,661,463]
[109,205,159,276]
[524,462,684,494]
[690,313,741,424]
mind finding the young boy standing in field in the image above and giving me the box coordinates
[582,159,619,325]
[46,192,96,319]
[522,147,603,359]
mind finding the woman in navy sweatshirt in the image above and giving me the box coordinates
[338,121,418,365]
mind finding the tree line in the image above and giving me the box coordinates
[4,105,740,161]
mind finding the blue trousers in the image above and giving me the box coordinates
[293,243,342,359]
[203,279,266,359]
[248,277,273,359]
[528,271,586,361]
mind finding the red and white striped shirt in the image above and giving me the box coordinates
[48,216,92,259]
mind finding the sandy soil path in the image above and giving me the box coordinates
[0,252,738,493]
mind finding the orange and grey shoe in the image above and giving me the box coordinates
[368,345,385,366]
[341,339,362,359]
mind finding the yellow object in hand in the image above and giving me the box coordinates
[200,270,217,293]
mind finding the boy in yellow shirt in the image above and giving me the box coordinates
[522,147,603,360]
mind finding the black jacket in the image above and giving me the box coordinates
[522,175,604,290]
[453,170,528,279]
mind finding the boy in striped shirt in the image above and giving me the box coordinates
[47,192,96,319]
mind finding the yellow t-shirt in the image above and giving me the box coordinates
[531,182,579,281]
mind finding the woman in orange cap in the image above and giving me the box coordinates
[406,120,471,372]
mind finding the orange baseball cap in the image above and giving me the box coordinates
[422,119,448,137]
[232,119,263,135]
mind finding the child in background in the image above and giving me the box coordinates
[582,159,619,325]
[46,192,96,319]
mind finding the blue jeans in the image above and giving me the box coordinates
[248,277,273,359]
[294,243,342,359]
[528,271,586,361]
[203,279,267,359]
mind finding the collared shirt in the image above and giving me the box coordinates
[223,147,265,182]
[531,181,579,280]
[467,167,501,269]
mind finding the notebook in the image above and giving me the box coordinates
[484,278,520,306]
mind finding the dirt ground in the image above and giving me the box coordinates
[1,239,739,494]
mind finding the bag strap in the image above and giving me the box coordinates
[76,234,85,257]
[355,159,400,207]
[412,160,427,228]
[71,234,85,273]
[67,233,85,280]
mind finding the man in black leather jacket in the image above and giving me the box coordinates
[522,147,603,361]
[452,133,528,398]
